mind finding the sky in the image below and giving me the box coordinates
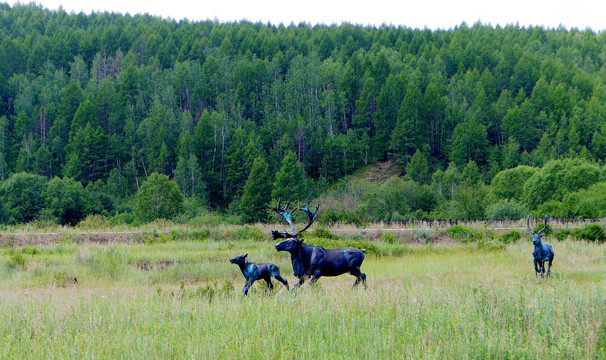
[6,0,606,31]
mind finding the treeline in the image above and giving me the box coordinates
[2,4,606,225]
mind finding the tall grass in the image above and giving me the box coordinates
[0,238,605,359]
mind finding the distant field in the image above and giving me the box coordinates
[0,237,605,359]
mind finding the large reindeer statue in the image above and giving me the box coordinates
[527,215,555,278]
[272,200,367,289]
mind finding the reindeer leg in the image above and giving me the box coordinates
[274,274,289,291]
[533,258,540,277]
[243,279,253,296]
[310,270,322,284]
[292,276,306,290]
[350,268,362,288]
[264,277,274,294]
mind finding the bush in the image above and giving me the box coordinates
[311,225,339,240]
[555,229,572,241]
[573,224,606,243]
[78,214,110,230]
[499,230,522,244]
[109,213,135,226]
[486,199,527,220]
[380,232,397,244]
[414,230,434,244]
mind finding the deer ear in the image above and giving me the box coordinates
[298,239,304,244]
[244,253,248,258]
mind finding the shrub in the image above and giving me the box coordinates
[414,230,434,244]
[109,213,135,226]
[555,229,572,241]
[21,246,40,255]
[78,214,110,230]
[380,232,397,244]
[486,199,527,221]
[573,224,606,243]
[499,230,522,244]
[7,252,26,270]
[311,225,339,240]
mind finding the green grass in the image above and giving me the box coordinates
[0,238,605,359]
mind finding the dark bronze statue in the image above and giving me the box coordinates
[527,216,555,278]
[230,254,289,296]
[272,200,367,289]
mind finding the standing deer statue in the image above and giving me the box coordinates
[272,200,367,289]
[527,215,555,278]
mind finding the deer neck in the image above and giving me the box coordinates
[238,261,253,277]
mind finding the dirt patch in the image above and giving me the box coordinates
[364,158,400,183]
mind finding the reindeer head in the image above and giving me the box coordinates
[271,199,319,240]
[275,238,306,253]
[230,254,248,265]
[527,215,547,246]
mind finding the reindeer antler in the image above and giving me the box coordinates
[527,215,548,235]
[271,199,319,239]
[537,216,548,235]
[527,215,535,234]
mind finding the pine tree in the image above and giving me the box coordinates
[240,157,272,223]
[272,151,306,202]
[407,149,431,184]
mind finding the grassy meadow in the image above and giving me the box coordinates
[0,226,605,359]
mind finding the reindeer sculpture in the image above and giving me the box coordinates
[272,200,367,289]
[527,216,555,278]
[230,254,289,296]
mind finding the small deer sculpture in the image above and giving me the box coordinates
[230,254,289,296]
[527,215,555,278]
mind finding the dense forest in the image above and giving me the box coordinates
[1,3,606,225]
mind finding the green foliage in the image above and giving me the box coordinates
[78,214,110,230]
[240,157,273,223]
[555,229,572,241]
[486,199,527,221]
[522,159,602,210]
[135,173,185,223]
[311,225,339,240]
[407,150,430,184]
[446,225,483,243]
[572,224,606,243]
[499,230,522,244]
[491,166,537,201]
[43,176,97,225]
[272,151,307,202]
[380,232,397,244]
[0,172,47,223]
[3,5,606,223]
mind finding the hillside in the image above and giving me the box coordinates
[1,3,606,225]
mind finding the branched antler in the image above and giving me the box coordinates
[527,215,548,235]
[527,215,535,234]
[271,199,319,239]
